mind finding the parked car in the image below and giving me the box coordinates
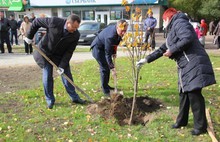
[107,22,117,26]
[78,22,106,45]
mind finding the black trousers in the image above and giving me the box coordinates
[0,32,12,53]
[24,40,33,54]
[176,89,207,130]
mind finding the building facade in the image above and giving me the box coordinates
[1,0,168,31]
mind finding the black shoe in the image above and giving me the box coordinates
[9,52,13,53]
[191,129,207,136]
[172,123,187,129]
[72,99,86,104]
[47,103,54,109]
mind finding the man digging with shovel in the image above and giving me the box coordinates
[91,20,128,97]
[25,14,86,109]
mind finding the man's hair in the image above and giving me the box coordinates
[117,19,128,27]
[67,14,81,24]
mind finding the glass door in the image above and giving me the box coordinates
[95,11,109,25]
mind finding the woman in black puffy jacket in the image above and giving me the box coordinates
[137,8,216,136]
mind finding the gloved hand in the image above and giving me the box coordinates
[136,58,147,69]
[57,67,64,75]
[24,37,32,44]
[111,68,117,77]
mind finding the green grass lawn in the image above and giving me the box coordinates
[0,53,220,142]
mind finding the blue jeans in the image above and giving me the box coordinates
[42,61,80,105]
[10,30,18,45]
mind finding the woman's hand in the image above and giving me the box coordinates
[163,50,172,57]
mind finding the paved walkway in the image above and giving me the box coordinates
[0,50,129,68]
[0,33,218,68]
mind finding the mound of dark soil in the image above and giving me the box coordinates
[87,94,163,126]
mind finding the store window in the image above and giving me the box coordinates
[110,11,122,20]
[72,10,81,18]
[63,10,71,17]
[82,10,95,20]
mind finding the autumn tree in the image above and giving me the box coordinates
[120,0,152,125]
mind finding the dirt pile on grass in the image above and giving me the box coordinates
[87,94,163,126]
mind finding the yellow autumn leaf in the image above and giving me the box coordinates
[141,43,148,50]
[147,8,153,14]
[118,22,127,30]
[87,115,91,122]
[134,24,139,31]
[118,23,125,30]
[132,41,138,47]
[125,6,130,12]
[134,31,139,37]
[88,138,93,142]
[135,7,141,13]
[131,13,136,21]
[121,0,128,6]
[127,32,132,37]
[127,43,132,48]
[119,41,124,46]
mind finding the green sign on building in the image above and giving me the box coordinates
[0,0,24,11]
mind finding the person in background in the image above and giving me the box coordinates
[91,20,128,96]
[17,18,23,29]
[20,15,32,55]
[0,11,12,53]
[17,18,23,39]
[200,19,208,47]
[194,24,203,45]
[213,20,220,49]
[209,20,215,35]
[35,14,47,44]
[29,13,36,23]
[136,8,216,136]
[24,14,86,109]
[9,14,19,45]
[143,8,157,50]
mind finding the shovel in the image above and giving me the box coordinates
[32,45,94,103]
[113,57,117,93]
[111,56,124,96]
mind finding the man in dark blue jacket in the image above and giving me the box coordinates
[143,9,157,50]
[25,14,85,109]
[91,20,128,96]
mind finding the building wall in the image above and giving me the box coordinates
[14,8,52,20]
[12,5,166,32]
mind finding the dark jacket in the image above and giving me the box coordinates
[27,17,80,69]
[0,18,10,33]
[91,25,121,69]
[146,12,216,92]
[9,19,18,31]
[213,21,220,36]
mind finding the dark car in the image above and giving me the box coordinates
[78,22,106,45]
